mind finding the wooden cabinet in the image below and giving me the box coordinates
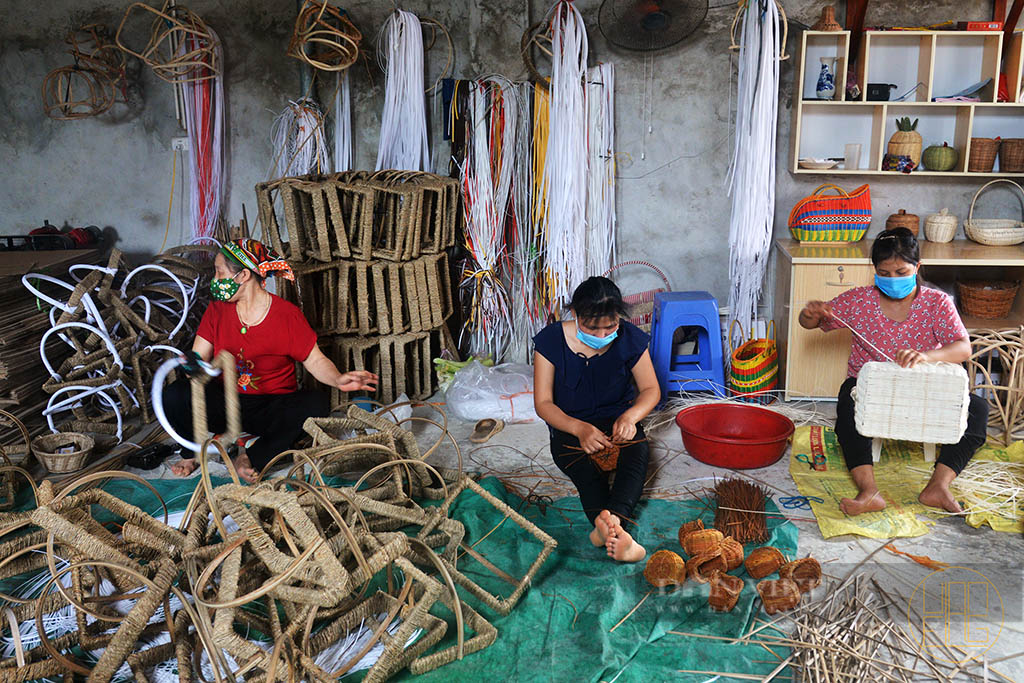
[774,239,1024,400]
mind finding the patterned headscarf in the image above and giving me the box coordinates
[221,239,294,282]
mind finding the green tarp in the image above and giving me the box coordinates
[19,476,799,682]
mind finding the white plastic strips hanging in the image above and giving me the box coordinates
[725,2,783,351]
[375,9,429,171]
[585,62,616,279]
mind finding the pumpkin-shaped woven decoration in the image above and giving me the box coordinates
[708,571,744,612]
[757,578,801,614]
[643,550,687,588]
[745,546,786,579]
[718,536,745,571]
[681,528,723,558]
[687,548,728,584]
[779,557,822,594]
[677,518,704,547]
[922,142,958,171]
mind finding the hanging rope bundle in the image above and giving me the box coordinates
[287,0,362,72]
[457,78,519,361]
[270,98,332,179]
[115,1,221,85]
[541,0,589,308]
[725,0,784,352]
[584,62,616,279]
[375,9,429,171]
[179,25,225,242]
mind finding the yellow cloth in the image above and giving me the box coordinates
[789,425,1024,538]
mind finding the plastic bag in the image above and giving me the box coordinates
[445,361,538,423]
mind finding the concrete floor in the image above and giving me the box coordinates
[145,396,1024,679]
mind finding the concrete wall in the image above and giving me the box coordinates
[0,0,1016,308]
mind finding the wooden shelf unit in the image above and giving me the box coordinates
[791,30,1024,177]
[774,238,1024,400]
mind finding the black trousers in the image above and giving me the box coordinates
[549,418,649,527]
[163,378,329,471]
[835,376,989,475]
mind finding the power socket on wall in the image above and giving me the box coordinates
[171,137,189,152]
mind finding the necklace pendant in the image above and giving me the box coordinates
[240,326,247,334]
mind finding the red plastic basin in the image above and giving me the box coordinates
[675,404,795,469]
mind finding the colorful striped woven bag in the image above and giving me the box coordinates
[728,321,778,405]
[788,183,872,243]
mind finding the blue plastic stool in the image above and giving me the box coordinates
[649,291,726,397]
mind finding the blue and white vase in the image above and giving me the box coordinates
[816,57,836,100]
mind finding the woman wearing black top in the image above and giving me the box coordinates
[533,277,660,563]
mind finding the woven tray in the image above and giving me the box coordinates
[853,361,969,444]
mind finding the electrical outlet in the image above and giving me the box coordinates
[171,137,189,152]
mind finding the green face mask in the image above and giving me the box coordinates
[210,274,241,302]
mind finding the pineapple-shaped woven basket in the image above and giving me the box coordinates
[888,117,922,166]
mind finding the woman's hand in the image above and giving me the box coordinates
[798,301,833,329]
[612,414,638,442]
[894,349,928,368]
[575,422,613,455]
[335,371,379,392]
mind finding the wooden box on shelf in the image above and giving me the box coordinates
[774,238,1024,400]
[791,30,1024,178]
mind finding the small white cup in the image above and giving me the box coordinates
[844,143,862,170]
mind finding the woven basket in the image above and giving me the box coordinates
[963,179,1024,246]
[603,261,671,332]
[31,432,94,473]
[968,138,999,173]
[885,209,919,237]
[924,208,958,243]
[853,361,969,444]
[999,138,1024,173]
[958,280,1020,319]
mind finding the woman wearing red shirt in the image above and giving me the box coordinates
[165,239,377,482]
[799,228,988,516]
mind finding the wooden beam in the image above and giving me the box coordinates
[847,0,869,67]
[1005,0,1024,61]
[995,0,1007,22]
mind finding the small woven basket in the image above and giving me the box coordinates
[963,179,1024,246]
[603,261,671,332]
[885,209,919,237]
[1000,138,1024,173]
[968,138,999,173]
[31,432,94,473]
[924,208,958,243]
[957,280,1020,320]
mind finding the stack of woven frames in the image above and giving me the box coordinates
[255,170,459,405]
[0,400,556,681]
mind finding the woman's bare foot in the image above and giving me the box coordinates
[233,451,259,484]
[919,483,962,513]
[605,527,646,563]
[591,510,615,546]
[839,489,886,516]
[170,458,198,477]
[918,463,963,513]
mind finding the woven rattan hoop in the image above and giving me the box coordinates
[42,65,115,120]
[288,0,362,72]
[115,1,220,84]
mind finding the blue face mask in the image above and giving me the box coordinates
[875,273,917,299]
[576,320,618,350]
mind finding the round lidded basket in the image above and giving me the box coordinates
[885,209,919,237]
[1000,138,1024,173]
[924,208,958,243]
[957,281,1020,320]
[31,432,94,473]
[968,138,999,173]
[963,179,1024,246]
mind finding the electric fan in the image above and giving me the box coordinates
[598,0,709,52]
